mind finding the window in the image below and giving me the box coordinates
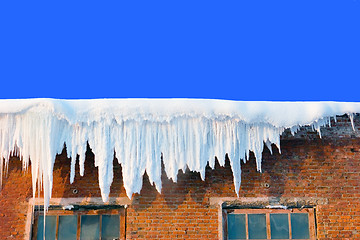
[223,208,316,240]
[32,205,126,240]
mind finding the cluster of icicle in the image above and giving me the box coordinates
[0,99,358,210]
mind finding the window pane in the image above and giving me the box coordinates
[36,215,56,240]
[102,215,120,240]
[227,214,246,239]
[58,215,77,240]
[80,215,100,240]
[291,213,310,239]
[248,214,267,239]
[270,214,289,239]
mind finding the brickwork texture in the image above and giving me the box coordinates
[0,116,359,239]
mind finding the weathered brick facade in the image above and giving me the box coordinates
[0,115,359,239]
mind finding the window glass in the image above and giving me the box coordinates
[226,209,314,240]
[58,215,77,240]
[80,215,100,240]
[102,215,120,240]
[291,213,310,239]
[36,215,56,240]
[270,214,289,239]
[33,206,125,240]
[248,214,267,239]
[228,213,246,239]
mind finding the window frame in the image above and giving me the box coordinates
[31,205,126,240]
[223,208,316,240]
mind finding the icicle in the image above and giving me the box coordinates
[349,113,355,131]
[0,99,359,208]
[0,156,3,190]
[265,140,273,155]
[311,120,322,138]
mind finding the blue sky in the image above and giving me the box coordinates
[1,1,359,101]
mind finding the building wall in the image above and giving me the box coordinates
[0,116,359,239]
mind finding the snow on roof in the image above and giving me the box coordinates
[0,98,359,209]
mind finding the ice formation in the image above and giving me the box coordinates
[0,98,359,209]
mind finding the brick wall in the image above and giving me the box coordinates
[0,115,359,239]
